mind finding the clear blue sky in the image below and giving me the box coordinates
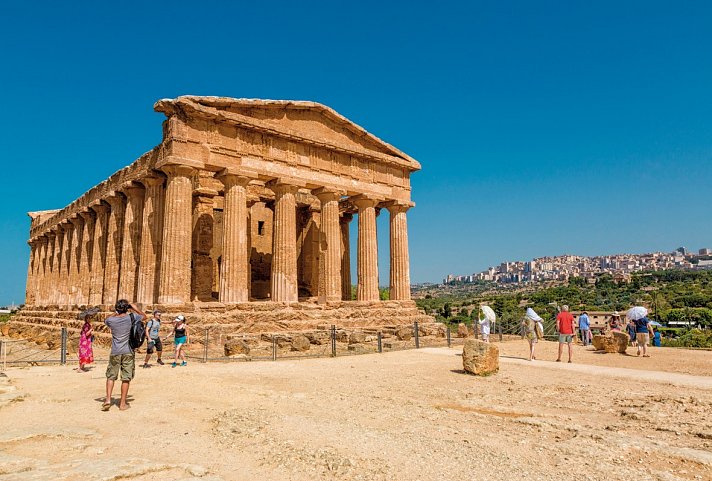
[1,1,711,304]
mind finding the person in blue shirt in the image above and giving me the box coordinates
[578,312,591,346]
[634,316,653,357]
[652,328,661,347]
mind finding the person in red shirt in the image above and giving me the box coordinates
[556,305,577,363]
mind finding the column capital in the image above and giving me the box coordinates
[313,186,345,203]
[105,192,126,207]
[267,178,305,196]
[90,201,110,215]
[384,200,414,214]
[216,168,258,187]
[78,209,96,222]
[118,182,145,199]
[69,215,84,227]
[139,175,165,188]
[161,163,196,178]
[351,195,382,210]
[340,213,354,223]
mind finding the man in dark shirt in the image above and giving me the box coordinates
[102,299,146,411]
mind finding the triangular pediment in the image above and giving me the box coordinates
[155,96,420,171]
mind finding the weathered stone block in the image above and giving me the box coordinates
[592,333,628,354]
[224,339,251,357]
[395,327,412,341]
[457,323,469,338]
[290,335,310,351]
[348,332,367,344]
[462,338,499,376]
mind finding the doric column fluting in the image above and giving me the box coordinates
[388,203,412,301]
[340,214,353,300]
[117,184,145,301]
[136,176,165,306]
[68,216,84,307]
[57,222,73,306]
[315,188,344,303]
[77,211,95,306]
[25,240,39,306]
[49,228,62,306]
[353,197,380,301]
[103,194,126,305]
[191,189,217,301]
[217,173,252,303]
[38,237,50,306]
[158,165,195,305]
[269,181,300,303]
[89,203,109,306]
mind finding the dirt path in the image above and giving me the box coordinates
[0,341,710,481]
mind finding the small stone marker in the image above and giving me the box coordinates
[462,338,499,376]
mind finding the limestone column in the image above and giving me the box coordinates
[192,189,217,301]
[49,229,62,306]
[269,181,299,303]
[388,203,411,301]
[89,204,109,306]
[103,194,126,305]
[315,188,343,302]
[25,240,38,306]
[77,211,95,306]
[353,197,380,301]
[158,165,195,305]
[67,216,84,307]
[57,222,73,306]
[217,173,251,303]
[118,184,145,301]
[340,214,353,300]
[136,176,165,306]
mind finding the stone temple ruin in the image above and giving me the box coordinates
[14,96,437,350]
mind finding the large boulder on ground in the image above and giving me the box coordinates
[462,338,499,376]
[592,333,628,354]
[395,327,412,341]
[224,339,251,357]
[457,323,469,338]
[290,335,311,352]
[0,323,9,336]
[348,332,367,344]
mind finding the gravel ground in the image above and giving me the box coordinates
[0,340,710,481]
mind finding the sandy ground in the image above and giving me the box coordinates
[0,340,711,481]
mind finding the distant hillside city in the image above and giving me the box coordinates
[443,247,712,286]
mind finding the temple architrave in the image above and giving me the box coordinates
[18,96,433,335]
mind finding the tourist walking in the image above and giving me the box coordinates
[521,308,542,361]
[609,312,622,332]
[626,320,637,347]
[578,311,591,346]
[102,299,147,411]
[556,305,577,363]
[634,316,653,357]
[172,315,189,367]
[77,315,94,372]
[142,310,164,368]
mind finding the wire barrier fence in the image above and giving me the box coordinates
[1,320,531,370]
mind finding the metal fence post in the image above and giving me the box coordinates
[447,327,451,348]
[203,328,209,363]
[60,327,67,365]
[498,322,503,342]
[377,331,382,353]
[1,340,5,372]
[331,325,336,357]
[272,335,277,361]
[414,321,420,349]
[474,321,478,339]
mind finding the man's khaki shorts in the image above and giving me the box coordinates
[636,333,649,347]
[106,353,135,381]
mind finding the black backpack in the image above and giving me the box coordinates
[129,313,146,350]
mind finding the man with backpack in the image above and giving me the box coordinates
[102,299,146,411]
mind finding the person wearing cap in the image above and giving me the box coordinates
[142,310,164,368]
[172,315,189,367]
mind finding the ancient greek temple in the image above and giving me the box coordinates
[22,97,429,330]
